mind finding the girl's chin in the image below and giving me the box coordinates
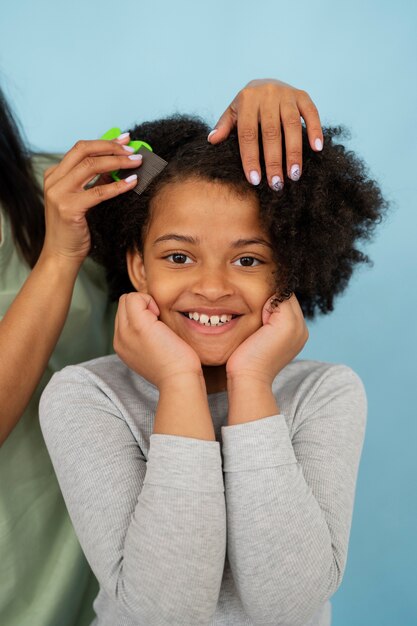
[184,341,230,365]
[201,360,227,368]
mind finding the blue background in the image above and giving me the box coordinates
[1,1,416,624]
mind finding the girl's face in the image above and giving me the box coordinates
[127,178,277,368]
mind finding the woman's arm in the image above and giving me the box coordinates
[39,362,226,625]
[0,138,140,444]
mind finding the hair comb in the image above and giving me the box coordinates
[100,127,168,196]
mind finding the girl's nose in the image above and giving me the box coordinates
[191,266,235,301]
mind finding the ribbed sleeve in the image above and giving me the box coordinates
[145,434,224,492]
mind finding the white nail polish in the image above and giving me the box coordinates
[122,145,135,153]
[118,132,130,140]
[250,170,261,185]
[271,175,283,191]
[315,138,323,151]
[207,129,218,141]
[128,154,143,161]
[290,164,301,181]
[124,174,138,184]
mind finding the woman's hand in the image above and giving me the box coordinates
[114,293,202,388]
[226,294,309,387]
[209,78,323,190]
[41,135,142,265]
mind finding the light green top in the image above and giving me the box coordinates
[0,155,116,626]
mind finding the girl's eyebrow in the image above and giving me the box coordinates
[153,234,198,246]
[231,237,272,249]
[153,234,272,248]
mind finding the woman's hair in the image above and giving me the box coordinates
[0,87,45,267]
[87,115,388,319]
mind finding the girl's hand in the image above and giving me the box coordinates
[209,78,323,189]
[226,294,308,386]
[41,135,142,265]
[114,293,202,388]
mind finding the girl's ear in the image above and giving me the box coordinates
[126,249,148,293]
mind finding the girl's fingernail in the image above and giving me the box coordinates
[124,174,137,184]
[207,129,218,141]
[249,170,261,185]
[128,154,143,161]
[290,164,301,181]
[314,138,323,151]
[271,175,283,191]
[122,145,135,153]
[118,132,130,140]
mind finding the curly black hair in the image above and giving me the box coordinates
[87,115,387,319]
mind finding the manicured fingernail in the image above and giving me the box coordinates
[122,145,135,153]
[314,138,323,151]
[290,164,301,181]
[249,170,261,185]
[207,129,218,141]
[118,132,130,140]
[124,174,137,184]
[271,175,283,191]
[128,154,143,161]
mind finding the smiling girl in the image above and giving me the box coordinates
[40,116,386,626]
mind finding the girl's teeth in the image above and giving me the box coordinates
[186,312,234,326]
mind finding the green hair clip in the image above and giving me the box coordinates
[100,126,168,196]
[100,127,153,181]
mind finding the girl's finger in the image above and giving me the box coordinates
[123,293,160,331]
[113,295,128,352]
[259,100,284,191]
[297,90,323,152]
[114,295,125,334]
[261,296,277,325]
[46,139,135,186]
[280,101,303,181]
[147,295,160,318]
[124,292,160,317]
[114,295,128,338]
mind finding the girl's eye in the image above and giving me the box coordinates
[234,256,262,267]
[166,253,192,264]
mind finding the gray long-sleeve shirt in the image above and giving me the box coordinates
[39,356,366,626]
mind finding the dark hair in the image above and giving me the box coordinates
[87,115,387,319]
[0,88,45,267]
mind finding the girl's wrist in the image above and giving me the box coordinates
[158,370,206,395]
[226,370,274,391]
[226,375,279,426]
[154,371,215,441]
